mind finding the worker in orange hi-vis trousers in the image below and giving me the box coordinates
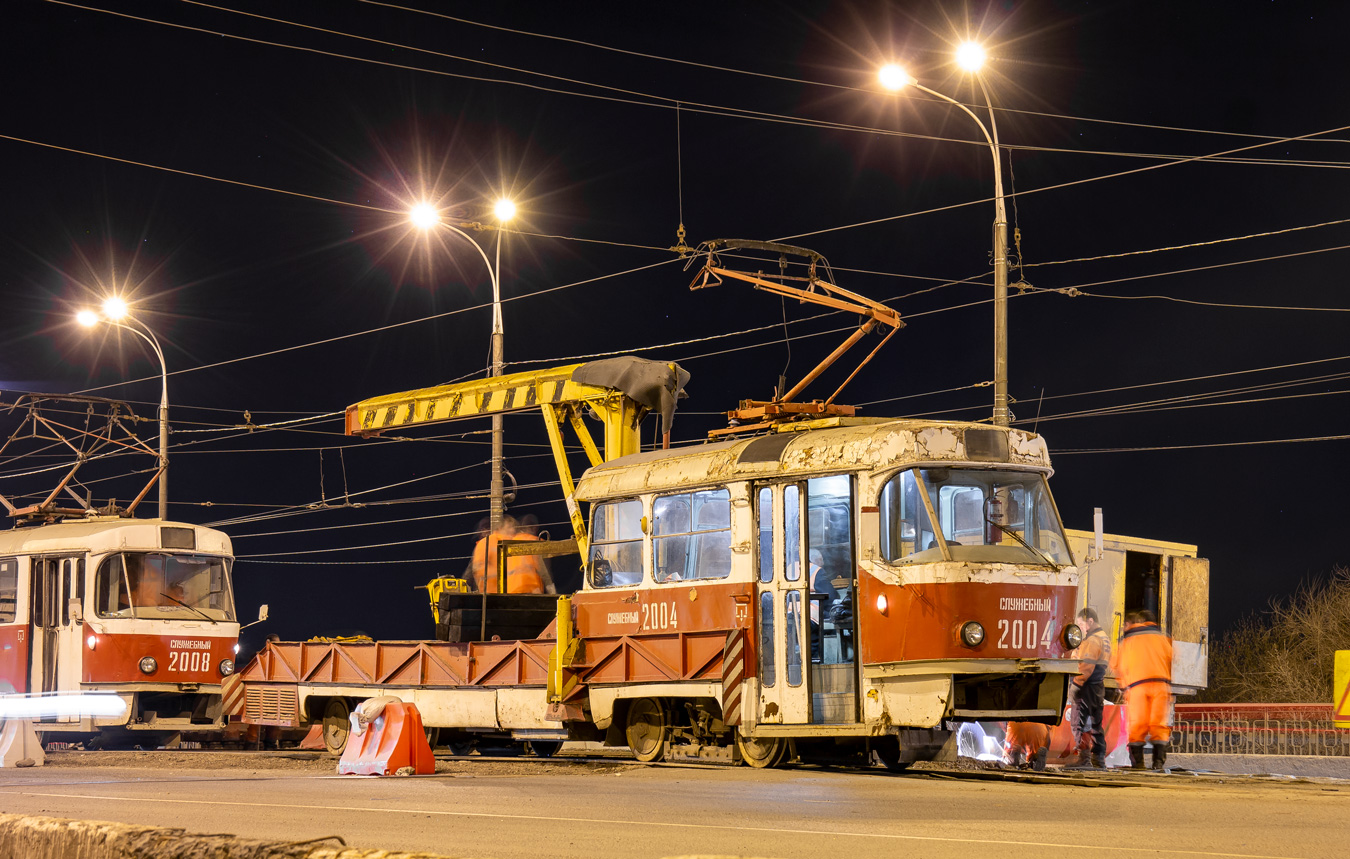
[1003,721,1050,771]
[1111,609,1174,770]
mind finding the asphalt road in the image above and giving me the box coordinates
[1,755,1345,859]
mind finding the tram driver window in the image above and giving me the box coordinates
[95,554,130,617]
[653,488,732,582]
[879,470,938,561]
[588,499,644,588]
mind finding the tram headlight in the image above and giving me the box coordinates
[960,621,985,648]
[1063,623,1084,649]
[876,594,889,615]
[219,658,235,676]
[138,656,158,675]
[86,635,98,651]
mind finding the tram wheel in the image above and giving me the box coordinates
[525,740,563,758]
[873,736,911,773]
[735,731,788,769]
[321,698,352,755]
[625,698,668,763]
[424,727,441,750]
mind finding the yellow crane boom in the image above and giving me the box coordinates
[344,359,686,558]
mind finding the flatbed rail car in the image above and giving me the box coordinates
[0,517,243,742]
[240,415,1085,768]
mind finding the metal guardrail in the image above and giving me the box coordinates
[1173,704,1350,756]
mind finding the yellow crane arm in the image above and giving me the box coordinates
[343,362,661,556]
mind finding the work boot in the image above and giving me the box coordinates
[1032,746,1048,772]
[1090,754,1106,769]
[1151,742,1168,771]
[1128,743,1146,770]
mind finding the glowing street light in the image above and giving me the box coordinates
[879,47,1011,426]
[411,198,518,529]
[955,41,987,72]
[77,298,171,519]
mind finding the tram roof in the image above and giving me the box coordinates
[0,517,232,556]
[574,417,1053,500]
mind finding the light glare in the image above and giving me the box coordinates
[76,310,99,328]
[494,198,517,221]
[878,64,912,91]
[409,203,441,230]
[102,296,128,320]
[956,41,986,72]
[0,692,129,720]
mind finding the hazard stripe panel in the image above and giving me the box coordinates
[721,628,747,725]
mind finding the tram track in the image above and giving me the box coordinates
[30,747,1350,794]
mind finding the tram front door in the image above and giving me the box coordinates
[752,477,857,726]
[29,556,84,720]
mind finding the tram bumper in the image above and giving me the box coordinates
[91,685,225,731]
[863,658,1077,727]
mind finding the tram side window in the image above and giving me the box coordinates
[653,488,732,582]
[0,558,16,622]
[588,499,644,588]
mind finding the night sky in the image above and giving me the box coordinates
[2,1,1346,651]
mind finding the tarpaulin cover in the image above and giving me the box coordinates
[572,356,690,437]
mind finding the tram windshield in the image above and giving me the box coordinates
[879,468,1070,566]
[94,553,236,621]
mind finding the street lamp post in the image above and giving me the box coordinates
[411,199,516,530]
[881,45,1011,426]
[77,298,171,519]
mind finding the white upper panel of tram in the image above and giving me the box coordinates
[575,418,1052,501]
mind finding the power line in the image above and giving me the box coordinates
[1054,433,1350,455]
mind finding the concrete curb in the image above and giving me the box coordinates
[0,813,465,859]
[1171,753,1350,779]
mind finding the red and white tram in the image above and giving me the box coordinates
[567,415,1082,767]
[0,517,241,743]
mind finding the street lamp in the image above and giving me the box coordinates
[77,297,171,519]
[411,199,516,530]
[880,46,1011,426]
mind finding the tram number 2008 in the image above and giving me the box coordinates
[168,650,213,672]
[640,601,679,631]
[996,618,1054,650]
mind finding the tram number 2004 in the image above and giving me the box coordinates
[168,650,214,672]
[640,601,679,631]
[996,618,1054,650]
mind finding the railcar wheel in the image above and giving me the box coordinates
[625,698,668,763]
[525,740,563,758]
[424,727,441,749]
[321,698,352,755]
[873,736,911,773]
[735,731,788,769]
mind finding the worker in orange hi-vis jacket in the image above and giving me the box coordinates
[1111,608,1174,770]
[466,515,556,595]
[1067,606,1111,768]
[1004,721,1050,771]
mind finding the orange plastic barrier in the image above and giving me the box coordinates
[337,701,436,776]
